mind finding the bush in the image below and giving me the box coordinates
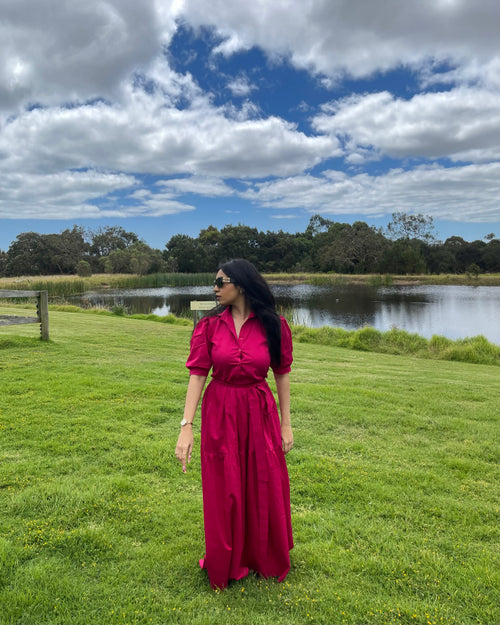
[76,260,92,277]
[350,326,383,351]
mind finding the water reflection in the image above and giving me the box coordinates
[68,284,500,344]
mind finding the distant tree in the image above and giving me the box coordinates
[89,226,139,259]
[292,235,314,271]
[198,225,220,272]
[310,221,387,273]
[130,242,165,275]
[164,234,203,273]
[305,214,333,238]
[481,239,500,272]
[259,230,303,272]
[386,212,435,242]
[0,250,7,276]
[444,238,487,273]
[424,245,456,274]
[104,242,165,274]
[5,232,47,276]
[44,226,88,273]
[380,239,427,274]
[217,225,261,268]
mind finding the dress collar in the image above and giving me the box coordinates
[221,306,255,321]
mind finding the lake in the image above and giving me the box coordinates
[69,284,500,345]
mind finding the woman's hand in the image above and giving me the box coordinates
[175,427,194,473]
[281,423,294,454]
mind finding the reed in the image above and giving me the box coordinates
[289,324,499,366]
[0,273,214,296]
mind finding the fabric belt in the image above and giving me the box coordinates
[210,376,266,387]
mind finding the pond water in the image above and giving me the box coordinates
[69,284,500,344]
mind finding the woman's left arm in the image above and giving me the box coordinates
[274,372,293,454]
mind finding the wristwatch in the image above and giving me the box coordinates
[180,419,193,427]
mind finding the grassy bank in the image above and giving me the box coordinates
[0,307,498,624]
[3,302,499,364]
[1,271,499,295]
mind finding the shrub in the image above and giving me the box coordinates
[350,326,383,351]
[76,260,92,277]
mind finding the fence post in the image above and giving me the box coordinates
[37,291,49,340]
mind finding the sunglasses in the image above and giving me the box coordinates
[213,277,235,288]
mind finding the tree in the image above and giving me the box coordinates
[44,226,88,274]
[481,239,500,272]
[5,232,47,276]
[259,230,303,272]
[380,239,427,274]
[198,226,220,272]
[104,242,166,274]
[305,214,333,238]
[0,249,7,277]
[386,212,435,242]
[217,225,261,268]
[89,226,139,259]
[164,234,204,273]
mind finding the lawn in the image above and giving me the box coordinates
[0,307,498,625]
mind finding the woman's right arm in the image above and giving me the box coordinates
[175,374,207,473]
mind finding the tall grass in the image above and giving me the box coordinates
[0,273,214,296]
[3,272,499,295]
[265,273,500,286]
[289,324,500,366]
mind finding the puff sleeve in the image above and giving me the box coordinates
[272,316,293,375]
[186,317,213,376]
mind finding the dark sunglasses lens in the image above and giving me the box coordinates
[214,277,223,287]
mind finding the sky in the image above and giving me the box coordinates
[0,0,499,253]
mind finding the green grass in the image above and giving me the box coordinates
[0,307,498,624]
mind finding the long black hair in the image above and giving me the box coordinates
[211,259,282,367]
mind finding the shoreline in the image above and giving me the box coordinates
[1,271,500,290]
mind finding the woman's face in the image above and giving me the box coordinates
[213,270,242,307]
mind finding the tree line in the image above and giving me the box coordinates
[0,214,498,277]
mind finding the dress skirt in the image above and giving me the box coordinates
[199,377,293,589]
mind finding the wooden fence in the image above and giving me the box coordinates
[0,290,49,340]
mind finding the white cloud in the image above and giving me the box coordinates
[0,86,338,179]
[0,0,497,231]
[0,170,137,219]
[242,163,500,223]
[0,0,164,112]
[226,75,256,97]
[179,0,500,82]
[313,87,500,163]
[157,177,235,197]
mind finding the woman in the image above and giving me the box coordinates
[175,258,294,589]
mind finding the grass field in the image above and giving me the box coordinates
[0,308,498,624]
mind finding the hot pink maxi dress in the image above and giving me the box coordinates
[186,307,294,589]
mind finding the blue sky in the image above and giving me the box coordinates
[0,0,499,252]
